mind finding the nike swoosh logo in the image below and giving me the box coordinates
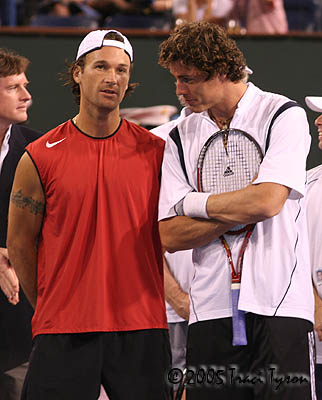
[46,138,66,148]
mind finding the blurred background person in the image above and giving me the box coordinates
[305,95,322,400]
[0,47,41,400]
[173,0,234,27]
[231,0,288,33]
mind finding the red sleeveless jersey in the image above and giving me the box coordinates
[26,119,167,337]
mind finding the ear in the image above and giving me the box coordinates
[73,65,82,84]
[218,73,227,82]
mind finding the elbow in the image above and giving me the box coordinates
[159,219,182,253]
[256,200,284,220]
[6,238,22,267]
[159,232,178,254]
[253,184,290,221]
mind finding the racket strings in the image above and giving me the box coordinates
[200,133,261,194]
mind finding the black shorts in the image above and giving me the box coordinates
[22,329,172,400]
[186,314,315,400]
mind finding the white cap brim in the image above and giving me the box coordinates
[305,96,322,112]
[76,29,133,62]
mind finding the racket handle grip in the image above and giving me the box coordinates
[175,368,187,400]
[231,286,247,346]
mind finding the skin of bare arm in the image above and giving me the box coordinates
[159,182,290,253]
[6,152,45,309]
[206,182,290,224]
[163,256,189,320]
[159,215,234,253]
[314,284,322,342]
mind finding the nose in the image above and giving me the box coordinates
[176,81,188,96]
[20,85,32,101]
[315,114,322,127]
[104,68,117,84]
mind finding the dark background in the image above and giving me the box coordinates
[1,28,322,169]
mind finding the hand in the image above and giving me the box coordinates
[0,248,19,305]
[315,298,322,341]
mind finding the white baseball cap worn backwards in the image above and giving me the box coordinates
[305,96,322,113]
[76,29,133,62]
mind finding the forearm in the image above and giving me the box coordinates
[159,215,233,253]
[7,239,37,309]
[203,0,213,20]
[186,0,197,21]
[205,183,290,225]
[163,257,189,320]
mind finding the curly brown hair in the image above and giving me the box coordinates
[63,31,138,105]
[159,22,246,82]
[0,48,29,78]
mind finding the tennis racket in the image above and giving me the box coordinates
[197,128,263,346]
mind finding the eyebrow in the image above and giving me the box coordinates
[93,60,129,67]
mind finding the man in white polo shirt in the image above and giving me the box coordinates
[158,21,314,400]
[305,95,322,400]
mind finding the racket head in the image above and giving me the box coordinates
[197,128,263,232]
[198,128,263,194]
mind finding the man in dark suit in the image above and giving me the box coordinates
[0,48,41,400]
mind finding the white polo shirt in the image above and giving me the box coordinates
[151,108,195,323]
[307,164,322,363]
[159,82,314,325]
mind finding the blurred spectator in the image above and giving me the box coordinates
[29,0,100,27]
[231,0,288,34]
[314,0,322,30]
[20,0,39,25]
[102,0,173,30]
[37,0,101,19]
[172,0,234,26]
[284,0,316,31]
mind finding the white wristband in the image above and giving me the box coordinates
[183,192,211,219]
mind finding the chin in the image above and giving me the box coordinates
[14,116,28,124]
[187,104,204,113]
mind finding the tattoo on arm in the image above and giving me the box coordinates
[11,190,44,215]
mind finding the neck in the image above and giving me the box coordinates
[208,110,233,130]
[208,81,248,129]
[74,108,121,137]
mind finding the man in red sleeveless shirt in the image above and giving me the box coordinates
[7,30,171,400]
